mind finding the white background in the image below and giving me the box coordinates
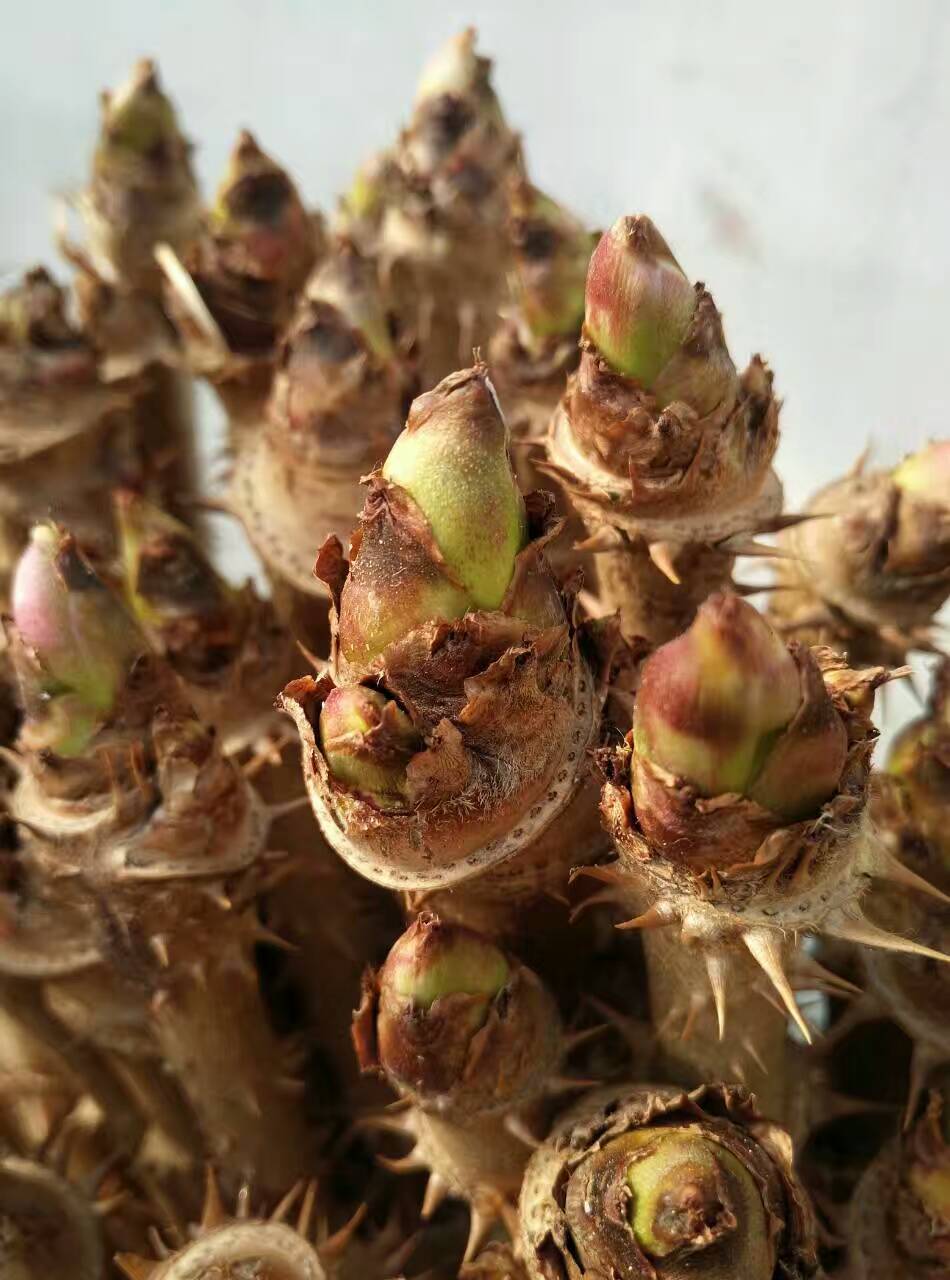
[1,0,945,735]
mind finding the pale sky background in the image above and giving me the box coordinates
[1,0,946,736]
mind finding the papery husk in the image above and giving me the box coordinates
[0,1153,106,1280]
[771,464,950,664]
[542,339,781,644]
[518,1081,819,1280]
[5,653,312,1194]
[280,513,614,889]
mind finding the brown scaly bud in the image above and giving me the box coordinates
[159,129,322,405]
[543,212,780,645]
[0,269,137,596]
[376,30,522,388]
[489,179,596,416]
[319,685,421,809]
[519,1083,819,1280]
[114,489,294,752]
[772,442,950,664]
[10,523,146,757]
[281,365,610,890]
[232,240,404,626]
[849,1074,950,1278]
[631,594,847,861]
[85,59,200,291]
[353,915,563,1261]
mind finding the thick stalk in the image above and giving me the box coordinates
[640,928,789,1118]
[145,889,314,1197]
[0,975,145,1161]
[593,538,735,645]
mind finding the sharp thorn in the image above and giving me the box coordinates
[742,928,813,1044]
[647,540,681,584]
[874,848,950,907]
[504,1112,541,1149]
[296,1179,318,1241]
[421,1172,450,1219]
[615,903,675,931]
[705,951,728,1040]
[824,913,950,964]
[270,1180,305,1224]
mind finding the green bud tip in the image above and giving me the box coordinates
[634,594,846,819]
[623,1126,773,1277]
[381,914,509,1008]
[97,58,181,161]
[509,181,595,341]
[114,490,236,640]
[892,440,950,508]
[383,366,527,611]
[584,215,697,387]
[319,685,421,808]
[11,524,143,755]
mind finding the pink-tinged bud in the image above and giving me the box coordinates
[632,595,847,842]
[94,59,182,174]
[319,686,421,809]
[893,440,950,507]
[509,181,595,343]
[585,216,697,387]
[11,524,144,755]
[207,130,313,288]
[383,367,526,610]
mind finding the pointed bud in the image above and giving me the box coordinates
[415,28,484,104]
[508,181,595,342]
[114,491,242,672]
[585,216,697,386]
[11,524,144,755]
[94,59,183,173]
[319,686,421,809]
[208,130,313,287]
[893,440,950,507]
[383,366,526,610]
[306,241,393,360]
[623,1126,775,1276]
[633,595,847,828]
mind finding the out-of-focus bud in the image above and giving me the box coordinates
[319,685,421,809]
[93,58,180,173]
[508,180,595,343]
[207,130,313,288]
